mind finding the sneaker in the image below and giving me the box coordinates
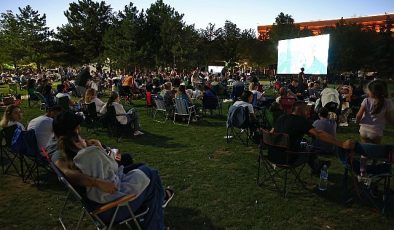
[134,130,144,136]
[162,188,175,208]
[339,122,349,127]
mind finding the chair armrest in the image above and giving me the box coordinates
[92,194,137,215]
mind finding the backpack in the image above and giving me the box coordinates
[11,128,39,157]
[11,126,26,154]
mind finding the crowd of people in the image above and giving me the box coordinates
[0,65,393,228]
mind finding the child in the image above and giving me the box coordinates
[356,79,394,144]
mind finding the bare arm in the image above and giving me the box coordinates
[55,160,118,194]
[308,128,353,149]
[355,105,365,124]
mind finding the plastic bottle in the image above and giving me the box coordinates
[360,155,367,177]
[318,164,328,191]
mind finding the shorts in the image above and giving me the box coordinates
[359,125,382,140]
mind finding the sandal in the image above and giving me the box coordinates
[162,188,175,208]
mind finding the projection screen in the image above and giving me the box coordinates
[277,34,330,75]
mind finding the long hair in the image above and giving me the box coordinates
[57,132,81,164]
[0,104,20,128]
[84,88,96,103]
[368,79,388,115]
[107,91,119,106]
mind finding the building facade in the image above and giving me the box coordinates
[258,13,394,40]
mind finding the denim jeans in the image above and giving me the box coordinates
[98,165,165,230]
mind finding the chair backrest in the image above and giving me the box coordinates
[174,98,189,115]
[227,105,249,128]
[279,97,296,114]
[146,92,152,106]
[0,124,17,147]
[202,95,219,110]
[261,129,290,149]
[251,93,258,107]
[154,97,166,111]
[85,102,97,118]
[105,105,119,125]
[57,96,70,111]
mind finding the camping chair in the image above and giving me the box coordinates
[257,130,313,197]
[231,84,244,101]
[279,97,296,114]
[104,106,131,142]
[202,95,222,116]
[145,92,154,117]
[153,97,169,123]
[20,129,51,185]
[0,125,24,177]
[340,143,393,215]
[173,98,196,126]
[50,161,148,230]
[119,86,132,104]
[226,106,250,146]
[82,102,101,132]
[28,91,47,110]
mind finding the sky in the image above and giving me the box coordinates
[1,0,394,31]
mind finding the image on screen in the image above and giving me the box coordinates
[277,34,330,75]
[208,66,224,74]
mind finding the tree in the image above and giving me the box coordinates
[16,5,53,69]
[103,3,139,71]
[268,12,300,43]
[0,10,25,68]
[57,0,113,64]
[374,15,394,78]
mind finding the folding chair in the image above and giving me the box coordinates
[340,143,393,215]
[0,125,23,177]
[50,161,148,230]
[153,97,169,123]
[173,98,196,126]
[279,97,296,114]
[145,92,154,117]
[202,95,222,116]
[104,106,131,142]
[82,102,101,132]
[20,129,52,185]
[226,105,250,146]
[257,130,313,197]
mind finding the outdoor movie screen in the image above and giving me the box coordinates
[277,34,330,75]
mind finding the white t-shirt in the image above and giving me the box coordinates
[233,101,254,114]
[90,97,105,113]
[55,92,71,99]
[27,115,53,148]
[100,102,128,125]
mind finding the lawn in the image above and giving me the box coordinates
[0,82,394,230]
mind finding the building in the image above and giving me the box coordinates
[258,13,394,40]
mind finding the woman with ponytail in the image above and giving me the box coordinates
[356,79,394,144]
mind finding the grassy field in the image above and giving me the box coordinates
[0,83,394,230]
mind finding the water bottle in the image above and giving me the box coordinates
[360,155,367,177]
[318,164,328,191]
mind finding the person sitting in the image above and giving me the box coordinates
[272,101,354,174]
[203,85,216,98]
[312,107,337,154]
[249,82,264,103]
[84,88,105,113]
[55,84,75,106]
[287,78,304,100]
[27,105,62,148]
[175,85,193,107]
[48,112,173,230]
[275,87,295,103]
[100,91,144,136]
[0,104,25,130]
[159,82,175,114]
[233,91,258,133]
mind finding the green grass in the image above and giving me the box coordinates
[0,83,394,229]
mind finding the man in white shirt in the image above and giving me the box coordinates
[27,106,63,148]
